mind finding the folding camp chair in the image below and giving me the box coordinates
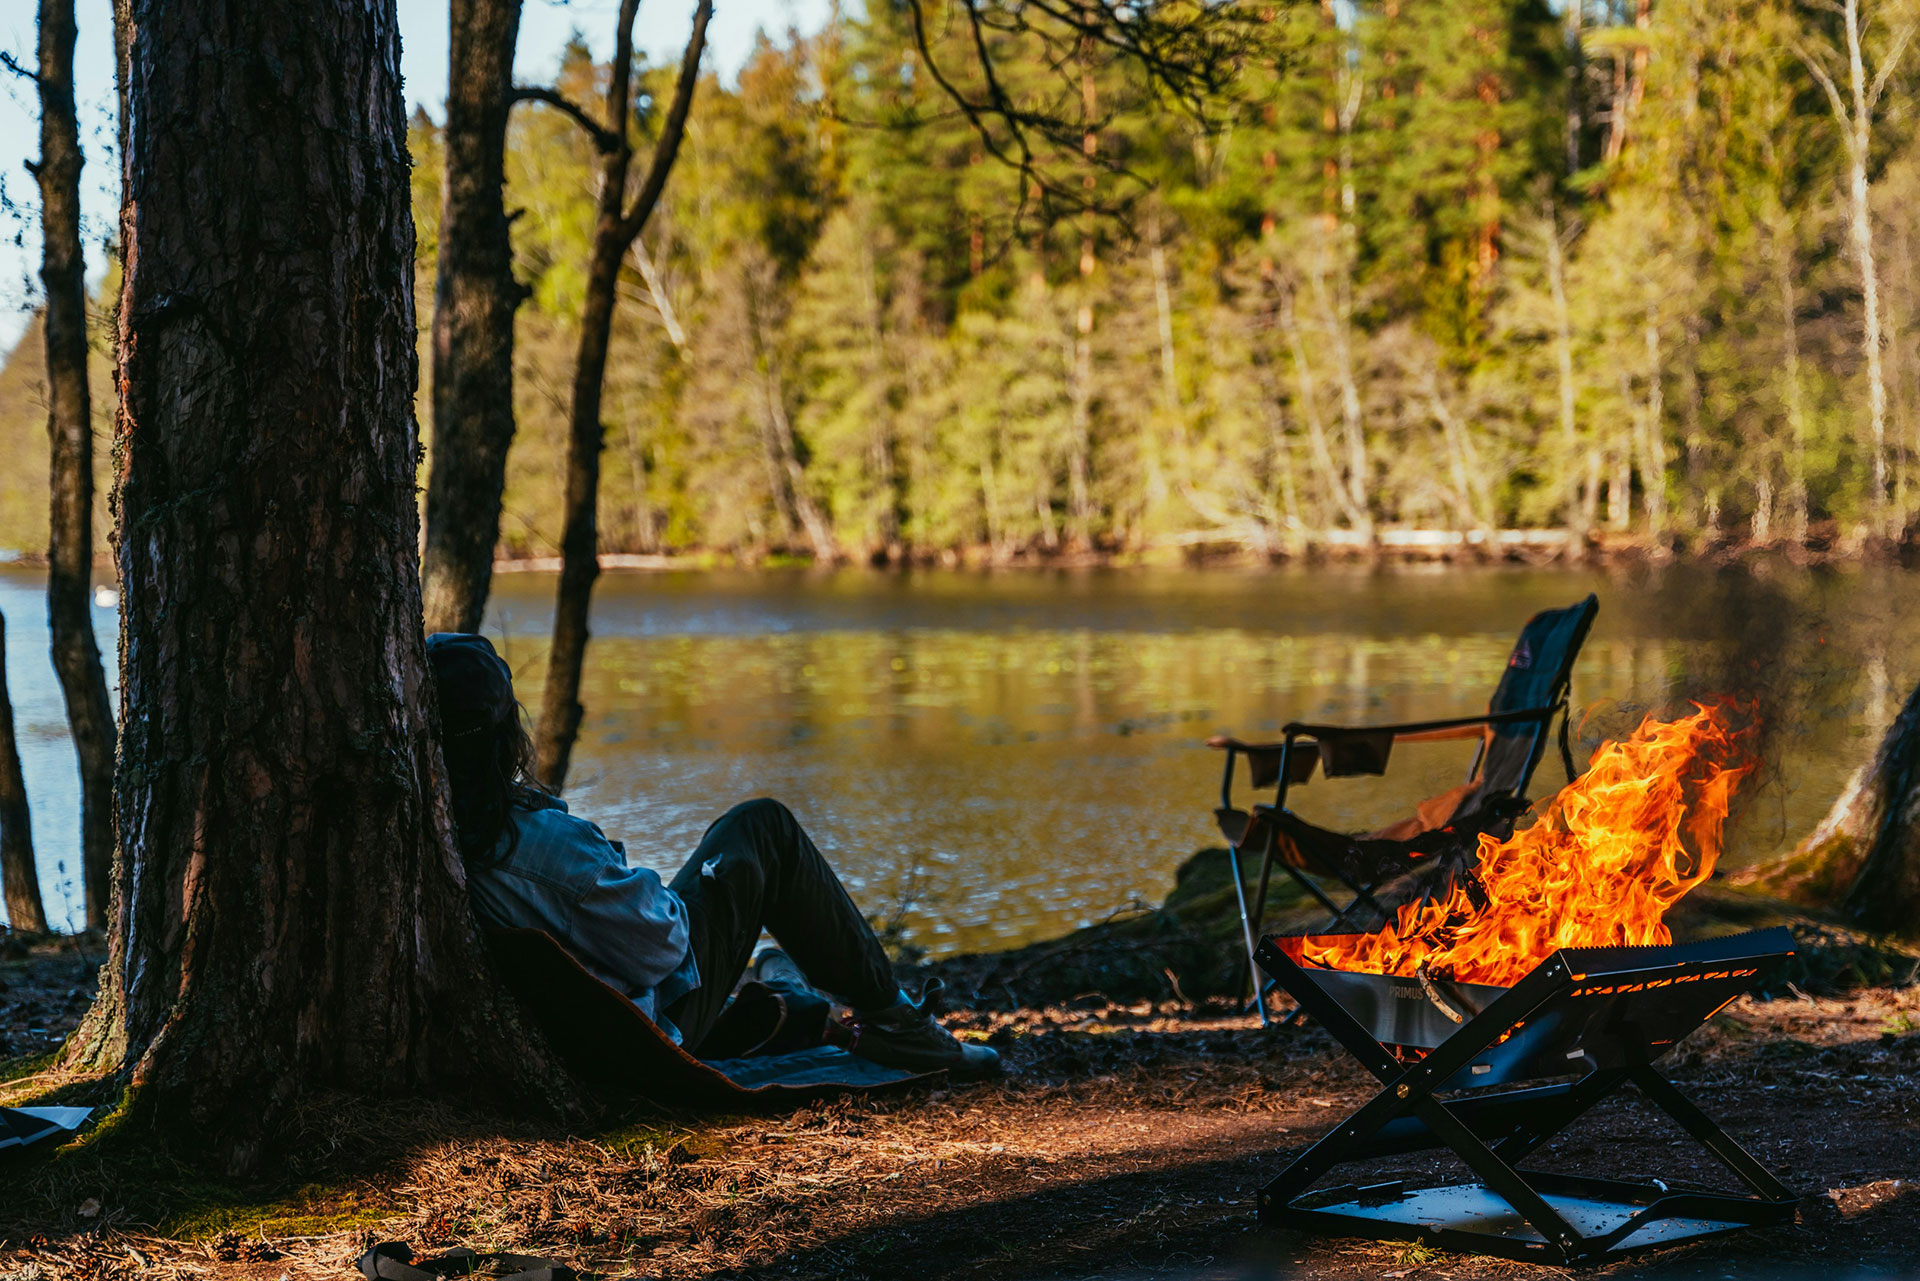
[1208,594,1598,1024]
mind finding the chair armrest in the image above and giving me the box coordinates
[1282,703,1560,743]
[1208,734,1289,752]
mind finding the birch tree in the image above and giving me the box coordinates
[1795,0,1917,533]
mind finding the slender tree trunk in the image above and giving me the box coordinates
[1545,210,1585,554]
[533,0,712,790]
[1641,294,1667,538]
[756,308,838,562]
[1065,52,1098,549]
[1426,366,1494,547]
[537,171,633,787]
[421,0,529,634]
[35,0,115,929]
[1844,0,1896,534]
[71,0,571,1161]
[0,613,47,937]
[1609,414,1632,534]
[1280,288,1367,535]
[1845,109,1891,531]
[631,237,689,356]
[1773,221,1810,544]
[31,0,117,933]
[1798,0,1910,535]
[856,239,901,553]
[1564,0,1584,175]
[1306,255,1372,544]
[1146,210,1177,523]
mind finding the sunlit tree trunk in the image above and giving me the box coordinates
[753,296,838,562]
[1280,287,1368,537]
[1641,293,1667,538]
[1771,215,1811,545]
[30,0,117,931]
[1545,207,1586,555]
[1564,0,1585,175]
[421,0,528,634]
[0,613,47,936]
[858,236,902,556]
[1065,47,1098,549]
[1798,0,1915,535]
[1146,209,1177,527]
[68,0,572,1164]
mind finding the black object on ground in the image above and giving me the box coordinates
[1253,927,1799,1264]
[358,1241,574,1281]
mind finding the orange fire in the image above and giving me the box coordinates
[1299,703,1756,987]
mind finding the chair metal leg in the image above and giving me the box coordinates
[1225,844,1270,1028]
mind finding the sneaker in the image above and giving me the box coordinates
[843,979,1002,1081]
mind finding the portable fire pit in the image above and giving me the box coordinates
[1253,926,1798,1264]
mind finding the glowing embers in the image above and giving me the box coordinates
[1300,704,1756,987]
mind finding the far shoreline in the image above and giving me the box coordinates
[0,522,1909,576]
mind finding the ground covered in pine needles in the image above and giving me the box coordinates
[4,931,1920,1281]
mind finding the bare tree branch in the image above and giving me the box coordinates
[618,0,715,246]
[0,49,37,83]
[1867,20,1917,109]
[508,85,619,152]
[1792,37,1854,140]
[894,0,1260,231]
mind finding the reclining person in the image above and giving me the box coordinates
[427,632,999,1079]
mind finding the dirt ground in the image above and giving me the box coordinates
[4,940,1920,1281]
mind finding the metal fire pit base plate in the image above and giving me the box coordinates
[1282,1181,1772,1263]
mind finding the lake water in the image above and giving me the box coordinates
[0,563,1910,950]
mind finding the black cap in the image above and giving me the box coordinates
[426,632,516,732]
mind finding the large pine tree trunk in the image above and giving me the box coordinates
[66,0,570,1162]
[421,0,529,635]
[0,612,48,937]
[34,0,117,932]
[1758,678,1920,936]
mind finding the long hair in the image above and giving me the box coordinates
[439,698,548,866]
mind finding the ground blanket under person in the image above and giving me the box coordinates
[485,928,933,1101]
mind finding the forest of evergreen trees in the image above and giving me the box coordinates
[5,0,1919,563]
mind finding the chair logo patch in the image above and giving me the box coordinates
[1509,640,1534,670]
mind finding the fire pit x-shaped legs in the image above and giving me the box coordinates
[1254,933,1799,1264]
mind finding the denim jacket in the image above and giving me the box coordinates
[467,794,702,1043]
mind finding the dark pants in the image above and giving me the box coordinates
[662,798,899,1053]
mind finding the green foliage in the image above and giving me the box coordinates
[3,0,1915,560]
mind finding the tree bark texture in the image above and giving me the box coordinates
[1762,677,1920,936]
[0,612,48,936]
[83,0,570,1160]
[533,0,713,791]
[34,0,118,933]
[421,0,528,635]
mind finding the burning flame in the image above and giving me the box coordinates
[1299,703,1756,987]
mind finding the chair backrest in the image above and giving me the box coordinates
[1469,594,1599,807]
